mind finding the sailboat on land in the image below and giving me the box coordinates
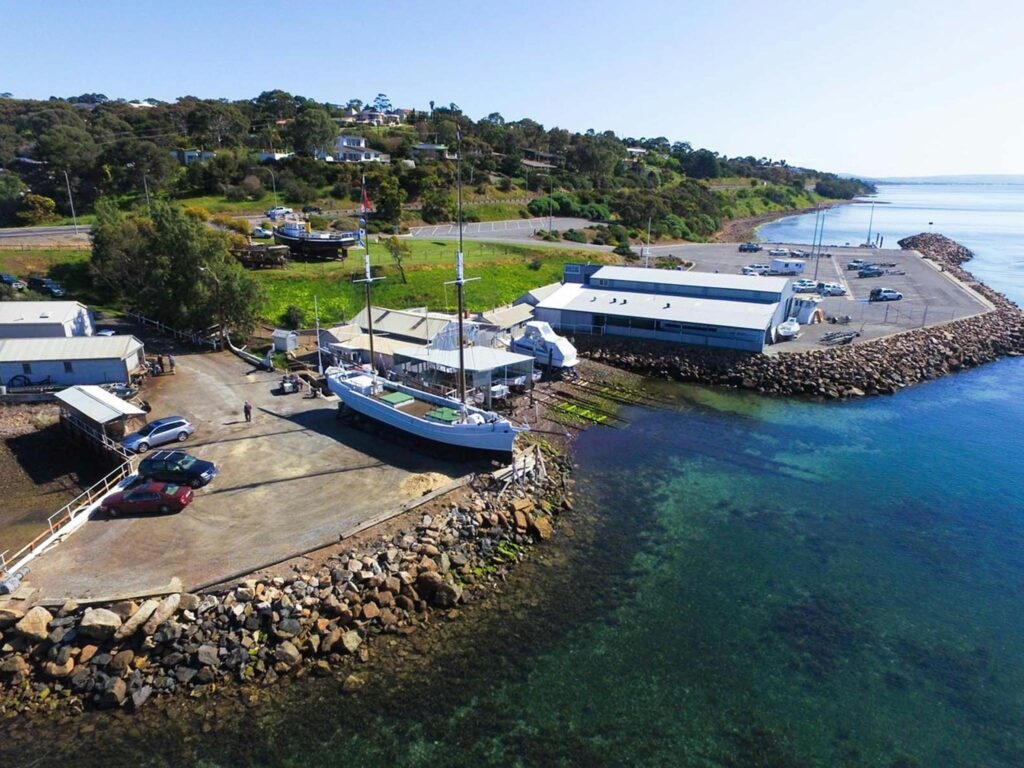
[325,152,528,456]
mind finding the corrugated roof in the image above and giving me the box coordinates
[328,332,421,357]
[55,385,146,424]
[516,282,562,305]
[0,335,144,363]
[536,283,778,331]
[479,304,534,330]
[593,265,791,293]
[394,345,534,373]
[0,301,89,326]
[352,307,455,342]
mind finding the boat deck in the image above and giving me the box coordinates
[373,389,441,419]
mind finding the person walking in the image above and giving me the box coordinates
[243,400,253,423]
[168,354,176,375]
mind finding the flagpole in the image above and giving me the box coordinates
[356,174,384,376]
[455,130,467,405]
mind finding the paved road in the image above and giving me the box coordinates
[409,217,593,241]
[21,347,474,602]
[0,224,90,240]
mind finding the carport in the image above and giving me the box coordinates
[393,346,534,407]
[55,385,147,441]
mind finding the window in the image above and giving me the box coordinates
[63,362,74,373]
[22,363,31,374]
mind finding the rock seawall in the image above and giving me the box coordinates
[0,451,572,717]
[578,234,1024,398]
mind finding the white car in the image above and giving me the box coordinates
[96,329,117,337]
[252,227,273,238]
[265,207,293,219]
[742,263,771,275]
[768,248,789,257]
[791,279,818,292]
[818,282,846,296]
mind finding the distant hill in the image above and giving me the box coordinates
[842,174,1024,185]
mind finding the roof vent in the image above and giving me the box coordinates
[621,299,627,305]
[610,297,617,303]
[39,312,51,319]
[590,296,596,302]
[664,302,671,309]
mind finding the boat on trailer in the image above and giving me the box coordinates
[511,320,579,370]
[273,220,359,259]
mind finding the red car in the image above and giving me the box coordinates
[99,482,193,517]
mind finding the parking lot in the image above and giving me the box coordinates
[20,350,475,603]
[642,241,992,351]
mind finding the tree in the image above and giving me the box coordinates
[420,188,455,224]
[0,172,26,225]
[373,173,406,225]
[382,236,410,283]
[287,108,336,156]
[681,148,721,179]
[90,200,265,335]
[16,193,57,225]
[0,125,19,167]
[373,93,392,112]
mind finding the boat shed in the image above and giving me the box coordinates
[0,335,146,387]
[535,265,796,352]
[319,323,423,371]
[393,345,534,408]
[0,301,95,338]
[55,385,146,439]
[351,306,455,344]
[474,304,535,335]
[514,282,562,307]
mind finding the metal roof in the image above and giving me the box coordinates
[394,345,534,373]
[515,282,562,305]
[352,306,455,342]
[478,304,534,330]
[0,335,144,362]
[536,283,779,331]
[592,265,791,294]
[55,385,146,424]
[0,301,89,326]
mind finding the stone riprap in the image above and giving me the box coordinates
[0,451,571,717]
[577,234,1024,398]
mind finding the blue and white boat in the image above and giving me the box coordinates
[511,321,579,370]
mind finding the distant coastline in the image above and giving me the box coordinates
[712,200,853,243]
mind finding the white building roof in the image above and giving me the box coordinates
[537,283,778,331]
[352,306,455,342]
[394,345,533,373]
[0,335,144,363]
[515,282,562,306]
[478,304,534,330]
[0,301,89,327]
[55,385,146,424]
[592,265,791,294]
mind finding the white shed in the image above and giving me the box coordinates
[272,329,299,352]
[0,301,94,338]
[0,335,145,387]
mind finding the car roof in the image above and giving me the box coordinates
[145,449,189,460]
[149,416,188,426]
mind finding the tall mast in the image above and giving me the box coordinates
[355,175,384,374]
[455,129,467,403]
[865,202,875,246]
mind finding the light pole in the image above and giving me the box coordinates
[62,170,78,234]
[548,172,553,233]
[255,166,278,207]
[199,267,224,349]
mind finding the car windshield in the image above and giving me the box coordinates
[173,456,197,469]
[137,423,158,436]
[164,484,180,494]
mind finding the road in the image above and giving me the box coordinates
[0,224,90,240]
[408,217,593,241]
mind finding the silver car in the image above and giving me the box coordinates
[122,416,195,453]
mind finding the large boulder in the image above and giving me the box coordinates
[142,593,181,636]
[0,606,24,630]
[13,605,53,642]
[78,608,123,640]
[274,641,302,667]
[339,630,362,655]
[95,677,127,708]
[113,598,159,642]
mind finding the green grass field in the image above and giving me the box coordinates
[0,240,603,329]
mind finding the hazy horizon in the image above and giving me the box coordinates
[5,0,1023,178]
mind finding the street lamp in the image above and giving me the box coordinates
[61,170,78,234]
[198,267,224,349]
[254,166,278,207]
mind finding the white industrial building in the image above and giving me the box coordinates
[534,265,795,352]
[0,336,146,387]
[0,301,94,338]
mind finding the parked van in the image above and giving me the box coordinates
[769,258,806,276]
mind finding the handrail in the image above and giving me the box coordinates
[46,462,132,535]
[61,411,134,460]
[125,310,218,349]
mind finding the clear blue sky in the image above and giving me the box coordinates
[5,0,1022,177]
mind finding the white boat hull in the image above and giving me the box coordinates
[327,369,523,454]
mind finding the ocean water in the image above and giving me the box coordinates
[5,185,1024,767]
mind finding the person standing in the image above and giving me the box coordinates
[243,400,253,423]
[168,354,176,375]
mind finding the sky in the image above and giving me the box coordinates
[4,0,1023,177]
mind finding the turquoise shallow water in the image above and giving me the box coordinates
[4,185,1024,767]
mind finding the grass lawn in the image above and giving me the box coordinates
[255,240,604,326]
[0,248,107,306]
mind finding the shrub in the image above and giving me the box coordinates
[183,206,211,221]
[527,256,544,270]
[223,184,247,202]
[211,214,251,236]
[497,176,513,192]
[613,243,636,258]
[463,209,480,223]
[284,304,305,329]
[562,228,586,243]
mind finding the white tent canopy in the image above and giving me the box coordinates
[55,385,145,425]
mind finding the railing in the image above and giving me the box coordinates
[0,462,133,581]
[125,310,219,349]
[61,410,134,461]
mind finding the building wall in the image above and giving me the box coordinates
[0,308,94,338]
[536,307,768,353]
[0,357,132,386]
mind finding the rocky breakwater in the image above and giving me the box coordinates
[579,234,1024,398]
[0,449,572,718]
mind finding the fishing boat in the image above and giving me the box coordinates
[273,220,359,259]
[511,320,579,370]
[325,150,528,456]
[776,318,801,340]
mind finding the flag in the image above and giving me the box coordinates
[361,176,373,214]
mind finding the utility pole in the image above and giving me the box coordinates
[62,170,78,234]
[199,267,224,349]
[257,167,278,207]
[548,172,553,234]
[142,174,152,213]
[314,295,323,374]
